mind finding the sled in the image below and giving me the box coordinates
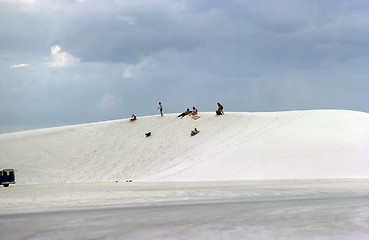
[192,115,200,120]
[216,110,223,115]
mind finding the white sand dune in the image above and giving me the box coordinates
[1,110,369,239]
[1,110,368,184]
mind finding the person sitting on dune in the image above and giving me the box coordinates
[192,107,198,115]
[216,102,224,115]
[130,114,137,121]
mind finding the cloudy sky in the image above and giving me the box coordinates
[0,0,368,133]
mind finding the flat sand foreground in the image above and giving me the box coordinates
[1,179,368,213]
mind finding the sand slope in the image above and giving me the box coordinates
[0,110,368,184]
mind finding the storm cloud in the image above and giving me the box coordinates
[1,0,368,133]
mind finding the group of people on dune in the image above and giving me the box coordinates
[131,102,224,137]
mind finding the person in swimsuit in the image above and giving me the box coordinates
[158,102,163,116]
[192,107,198,115]
[216,102,224,115]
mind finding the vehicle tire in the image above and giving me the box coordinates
[3,184,9,187]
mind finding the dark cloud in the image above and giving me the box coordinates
[0,0,368,133]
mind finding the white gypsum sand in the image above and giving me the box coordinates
[0,180,368,240]
[0,110,368,184]
[0,110,368,239]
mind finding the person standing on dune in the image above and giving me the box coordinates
[158,102,163,116]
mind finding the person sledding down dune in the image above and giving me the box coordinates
[191,128,199,136]
[216,102,224,115]
[177,108,192,118]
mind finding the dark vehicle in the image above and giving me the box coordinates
[0,169,16,187]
